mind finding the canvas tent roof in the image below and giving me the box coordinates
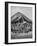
[11,12,32,23]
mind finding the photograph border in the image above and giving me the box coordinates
[5,2,36,44]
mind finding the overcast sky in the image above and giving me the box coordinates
[11,6,32,20]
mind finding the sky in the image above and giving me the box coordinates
[11,6,32,20]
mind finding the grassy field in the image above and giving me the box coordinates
[11,31,32,39]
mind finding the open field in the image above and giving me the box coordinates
[11,31,32,39]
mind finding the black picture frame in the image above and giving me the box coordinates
[5,2,36,44]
